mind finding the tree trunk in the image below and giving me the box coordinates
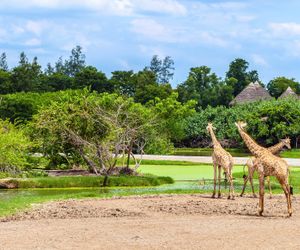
[78,148,99,175]
[102,175,109,187]
[126,139,134,169]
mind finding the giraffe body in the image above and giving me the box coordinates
[235,121,292,216]
[240,138,291,198]
[206,123,234,199]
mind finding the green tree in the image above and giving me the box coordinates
[64,45,86,77]
[177,66,233,109]
[148,55,175,84]
[226,58,261,96]
[10,53,42,92]
[0,52,8,71]
[0,119,31,172]
[0,69,12,94]
[267,77,300,98]
[74,66,111,92]
[110,70,135,97]
[32,90,156,182]
[134,69,172,104]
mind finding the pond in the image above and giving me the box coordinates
[0,180,248,202]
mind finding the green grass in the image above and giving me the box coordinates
[281,149,300,158]
[138,164,244,180]
[172,147,250,157]
[171,147,300,158]
[233,168,300,194]
[0,175,173,189]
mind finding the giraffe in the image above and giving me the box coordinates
[206,123,234,199]
[240,138,291,198]
[235,121,292,216]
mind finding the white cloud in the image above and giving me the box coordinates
[251,54,268,67]
[0,0,185,16]
[198,32,228,47]
[136,0,187,15]
[25,20,49,36]
[138,45,166,57]
[131,18,181,43]
[25,38,41,46]
[269,22,300,37]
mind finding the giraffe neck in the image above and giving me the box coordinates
[237,127,265,157]
[208,128,221,147]
[268,141,285,154]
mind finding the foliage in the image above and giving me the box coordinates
[226,58,261,96]
[183,98,300,147]
[177,66,234,109]
[0,175,173,188]
[32,90,157,176]
[267,76,300,98]
[0,120,31,171]
[148,55,175,84]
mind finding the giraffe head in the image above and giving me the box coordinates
[281,137,291,149]
[206,122,216,132]
[234,121,247,130]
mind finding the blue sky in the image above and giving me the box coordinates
[1,0,300,87]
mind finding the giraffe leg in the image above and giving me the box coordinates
[218,166,221,198]
[240,174,248,197]
[267,176,272,199]
[249,169,256,198]
[228,168,235,200]
[258,172,265,216]
[212,163,217,198]
[278,178,292,217]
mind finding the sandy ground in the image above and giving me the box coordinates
[1,194,300,250]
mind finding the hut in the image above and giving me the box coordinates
[278,86,299,99]
[229,81,272,106]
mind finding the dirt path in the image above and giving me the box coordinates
[1,194,300,249]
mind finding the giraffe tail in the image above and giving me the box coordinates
[242,164,247,179]
[288,168,293,195]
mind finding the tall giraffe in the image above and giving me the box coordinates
[235,121,292,216]
[240,138,291,198]
[206,123,234,199]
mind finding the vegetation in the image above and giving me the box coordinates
[0,175,173,189]
[0,46,298,190]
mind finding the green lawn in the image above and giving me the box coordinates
[171,147,300,158]
[138,164,244,180]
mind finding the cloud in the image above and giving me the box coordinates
[136,0,187,15]
[269,22,300,37]
[24,38,41,46]
[25,20,49,36]
[0,0,186,16]
[131,18,178,42]
[251,54,268,67]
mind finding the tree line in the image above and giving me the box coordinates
[0,46,299,109]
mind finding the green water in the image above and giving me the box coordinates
[0,180,250,202]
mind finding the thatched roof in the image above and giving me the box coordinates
[230,81,272,106]
[278,86,299,99]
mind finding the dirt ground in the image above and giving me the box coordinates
[1,194,300,250]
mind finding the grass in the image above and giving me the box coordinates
[171,147,300,158]
[281,149,300,158]
[138,164,244,180]
[0,175,173,189]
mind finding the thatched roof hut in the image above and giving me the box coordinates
[229,81,272,106]
[278,86,299,99]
